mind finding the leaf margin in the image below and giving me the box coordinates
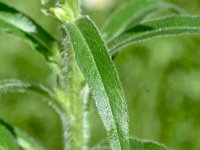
[101,0,186,43]
[108,15,200,56]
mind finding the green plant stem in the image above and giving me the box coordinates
[55,31,85,149]
[59,47,83,150]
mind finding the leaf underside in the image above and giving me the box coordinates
[109,15,200,55]
[66,16,129,150]
[0,2,55,58]
[101,0,185,43]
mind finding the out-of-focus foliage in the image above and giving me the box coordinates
[0,0,200,150]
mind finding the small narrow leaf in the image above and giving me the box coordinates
[109,15,200,55]
[91,138,172,150]
[0,79,63,113]
[101,0,185,43]
[66,16,129,149]
[0,124,21,150]
[129,138,172,150]
[0,119,46,150]
[0,2,55,58]
[15,128,46,150]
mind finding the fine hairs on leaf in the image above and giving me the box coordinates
[66,16,130,149]
[109,15,200,56]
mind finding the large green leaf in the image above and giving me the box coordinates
[101,0,185,43]
[91,138,172,150]
[109,15,200,55]
[0,79,63,113]
[66,16,129,150]
[0,2,55,58]
[0,124,21,150]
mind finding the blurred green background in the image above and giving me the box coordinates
[1,0,200,150]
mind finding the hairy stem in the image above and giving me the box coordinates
[55,26,85,150]
[53,1,85,148]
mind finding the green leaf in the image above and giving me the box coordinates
[0,124,21,150]
[66,16,130,150]
[0,119,46,150]
[0,2,56,58]
[109,15,200,55]
[129,138,172,150]
[0,79,63,113]
[101,0,185,43]
[91,138,172,150]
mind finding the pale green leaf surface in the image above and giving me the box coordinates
[66,16,129,150]
[0,79,63,113]
[0,2,55,58]
[101,0,185,43]
[109,15,200,55]
[0,124,20,150]
[91,138,172,150]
